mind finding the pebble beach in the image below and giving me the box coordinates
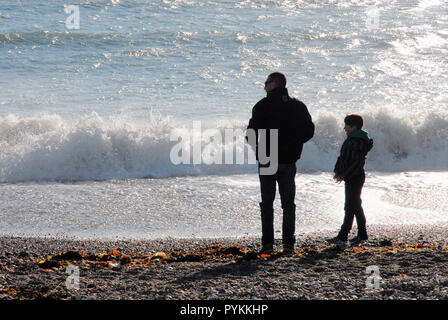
[1,224,448,301]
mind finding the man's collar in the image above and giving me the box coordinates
[266,86,288,98]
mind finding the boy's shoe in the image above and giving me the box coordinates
[259,244,273,255]
[282,244,295,255]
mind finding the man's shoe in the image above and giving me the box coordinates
[282,244,295,255]
[326,236,348,245]
[349,235,368,244]
[259,244,273,255]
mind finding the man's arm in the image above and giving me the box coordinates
[295,100,314,143]
[246,101,264,150]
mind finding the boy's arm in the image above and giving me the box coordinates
[337,139,365,181]
[333,156,342,176]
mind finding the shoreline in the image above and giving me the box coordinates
[1,224,448,300]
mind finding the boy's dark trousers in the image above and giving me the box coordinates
[337,172,367,240]
[258,163,296,246]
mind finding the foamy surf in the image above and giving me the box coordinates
[0,172,447,239]
[1,108,447,183]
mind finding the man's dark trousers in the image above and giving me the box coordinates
[258,163,296,246]
[337,172,367,240]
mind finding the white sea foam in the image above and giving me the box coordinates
[1,108,447,183]
[414,0,443,10]
[1,171,447,239]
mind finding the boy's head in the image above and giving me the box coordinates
[344,114,363,136]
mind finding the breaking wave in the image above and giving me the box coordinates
[0,108,447,182]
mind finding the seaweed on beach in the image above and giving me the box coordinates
[2,238,448,300]
[30,240,448,272]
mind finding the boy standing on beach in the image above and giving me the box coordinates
[329,114,373,244]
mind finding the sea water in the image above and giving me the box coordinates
[0,0,447,239]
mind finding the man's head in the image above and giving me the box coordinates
[344,114,363,136]
[265,72,287,92]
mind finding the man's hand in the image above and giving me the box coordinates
[333,175,343,184]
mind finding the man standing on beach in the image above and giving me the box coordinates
[246,72,315,255]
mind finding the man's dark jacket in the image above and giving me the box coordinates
[334,129,374,181]
[246,87,315,164]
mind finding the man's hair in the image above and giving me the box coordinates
[344,114,363,130]
[268,72,287,88]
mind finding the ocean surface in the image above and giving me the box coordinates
[1,0,447,239]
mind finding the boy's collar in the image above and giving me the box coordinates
[348,129,370,141]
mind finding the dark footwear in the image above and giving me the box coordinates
[259,244,273,255]
[358,233,368,241]
[282,244,295,255]
[350,235,368,243]
[326,236,348,245]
